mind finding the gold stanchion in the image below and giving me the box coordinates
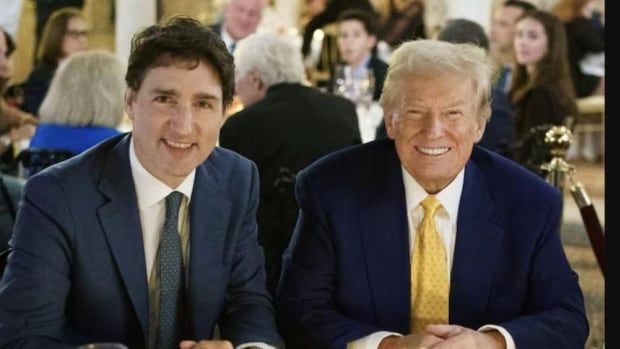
[540,125,605,278]
[540,125,574,193]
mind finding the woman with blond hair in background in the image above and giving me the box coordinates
[510,10,577,175]
[21,7,88,116]
[28,51,123,157]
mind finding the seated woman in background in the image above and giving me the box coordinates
[509,10,577,175]
[28,50,123,155]
[21,7,88,116]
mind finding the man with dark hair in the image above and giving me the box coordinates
[437,18,489,50]
[0,17,280,349]
[490,0,536,92]
[438,18,515,158]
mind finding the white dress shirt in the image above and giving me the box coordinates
[221,25,236,53]
[129,139,274,349]
[349,166,516,349]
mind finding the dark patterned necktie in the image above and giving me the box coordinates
[158,191,184,349]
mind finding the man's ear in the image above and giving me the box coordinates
[368,34,377,49]
[124,88,136,120]
[473,117,487,143]
[385,112,397,140]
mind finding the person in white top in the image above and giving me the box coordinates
[276,39,588,349]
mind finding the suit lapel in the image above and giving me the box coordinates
[187,156,232,338]
[450,159,504,327]
[97,134,149,342]
[358,145,411,333]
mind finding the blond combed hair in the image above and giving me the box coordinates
[379,39,494,121]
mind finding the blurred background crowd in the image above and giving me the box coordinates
[0,0,605,347]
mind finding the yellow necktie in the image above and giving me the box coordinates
[410,195,449,334]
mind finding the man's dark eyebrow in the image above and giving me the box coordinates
[149,88,178,96]
[195,93,220,101]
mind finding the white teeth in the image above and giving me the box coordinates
[417,146,449,155]
[166,139,192,149]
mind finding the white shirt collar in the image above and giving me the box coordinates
[221,25,236,53]
[401,166,464,224]
[129,136,195,208]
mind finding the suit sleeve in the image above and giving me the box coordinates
[219,162,283,347]
[499,191,589,348]
[0,173,75,348]
[276,170,380,349]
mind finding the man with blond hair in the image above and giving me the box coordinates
[276,39,588,349]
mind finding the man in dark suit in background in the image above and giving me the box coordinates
[220,32,361,295]
[276,40,587,349]
[0,17,280,349]
[210,0,267,53]
[437,18,515,159]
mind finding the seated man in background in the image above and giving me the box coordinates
[437,18,514,159]
[276,40,588,349]
[220,32,360,295]
[0,17,280,349]
[210,0,267,53]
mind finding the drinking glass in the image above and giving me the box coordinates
[332,64,375,108]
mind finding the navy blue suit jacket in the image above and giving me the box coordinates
[276,139,587,349]
[0,134,281,348]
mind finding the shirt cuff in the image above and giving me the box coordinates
[479,324,516,349]
[347,331,403,349]
[236,342,276,349]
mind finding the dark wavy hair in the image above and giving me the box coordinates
[337,8,379,36]
[509,10,575,111]
[125,16,235,108]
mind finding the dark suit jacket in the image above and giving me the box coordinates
[276,139,588,349]
[0,174,23,251]
[477,88,514,159]
[220,83,361,295]
[209,22,223,37]
[21,61,55,116]
[0,134,281,348]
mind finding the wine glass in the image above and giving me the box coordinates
[332,64,375,109]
